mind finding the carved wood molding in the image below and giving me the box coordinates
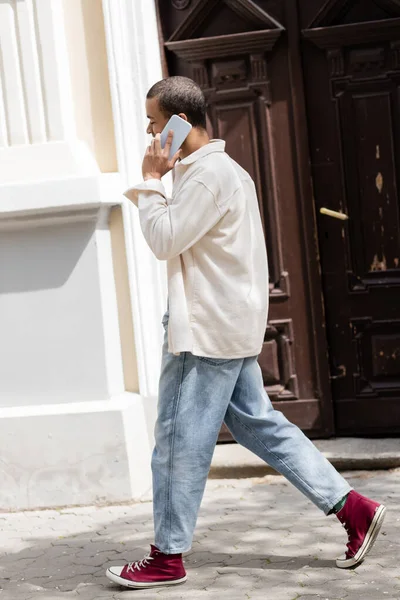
[171,0,192,9]
[352,317,400,397]
[165,29,283,61]
[250,53,268,80]
[168,0,284,42]
[168,0,217,41]
[309,0,355,28]
[379,0,400,15]
[260,319,299,401]
[308,0,400,28]
[303,17,400,49]
[327,48,345,76]
[190,59,272,103]
[391,40,400,68]
[224,0,284,29]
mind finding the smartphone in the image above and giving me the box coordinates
[160,115,192,160]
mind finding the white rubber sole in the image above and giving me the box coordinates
[106,568,187,589]
[336,504,386,569]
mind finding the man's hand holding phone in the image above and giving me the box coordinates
[142,131,181,181]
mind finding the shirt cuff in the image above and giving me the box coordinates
[124,179,166,206]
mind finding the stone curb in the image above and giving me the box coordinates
[209,438,400,478]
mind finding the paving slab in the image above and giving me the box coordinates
[0,468,398,600]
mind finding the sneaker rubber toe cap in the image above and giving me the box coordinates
[107,566,124,577]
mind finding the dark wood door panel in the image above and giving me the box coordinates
[208,84,289,299]
[301,1,400,434]
[334,77,400,288]
[157,0,335,438]
[212,100,262,194]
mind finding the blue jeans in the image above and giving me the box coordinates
[152,314,351,554]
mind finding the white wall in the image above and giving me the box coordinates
[0,219,110,405]
[0,0,161,509]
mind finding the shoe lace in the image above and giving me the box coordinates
[342,521,350,534]
[341,520,355,555]
[126,553,154,572]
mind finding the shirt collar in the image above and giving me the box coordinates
[177,139,226,166]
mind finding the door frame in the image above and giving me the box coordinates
[283,0,335,436]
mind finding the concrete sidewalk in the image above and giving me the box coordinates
[210,438,400,478]
[1,468,399,600]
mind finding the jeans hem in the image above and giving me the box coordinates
[154,542,192,555]
[323,485,353,516]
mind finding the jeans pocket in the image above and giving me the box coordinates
[196,356,235,367]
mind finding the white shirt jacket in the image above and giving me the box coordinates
[124,140,269,359]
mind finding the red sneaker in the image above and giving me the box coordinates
[106,545,187,589]
[336,490,386,568]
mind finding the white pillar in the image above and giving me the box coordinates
[102,0,168,400]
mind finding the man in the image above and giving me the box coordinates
[106,76,385,590]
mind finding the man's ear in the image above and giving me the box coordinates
[178,113,188,122]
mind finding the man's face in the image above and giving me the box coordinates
[146,97,169,137]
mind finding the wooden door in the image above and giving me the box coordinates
[301,0,400,434]
[157,0,334,438]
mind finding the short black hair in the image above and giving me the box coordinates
[147,76,207,129]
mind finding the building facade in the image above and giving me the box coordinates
[1,0,399,510]
[0,0,166,510]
